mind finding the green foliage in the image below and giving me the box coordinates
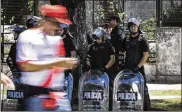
[117,12,124,23]
[140,17,157,40]
[108,1,115,13]
[1,0,35,25]
[28,0,34,15]
[162,2,182,26]
[163,2,182,19]
[1,35,13,43]
[94,0,123,26]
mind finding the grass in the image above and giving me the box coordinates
[150,90,182,111]
[149,90,181,96]
[151,99,182,111]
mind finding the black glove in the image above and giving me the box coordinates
[100,67,107,72]
[86,65,91,71]
[131,66,140,73]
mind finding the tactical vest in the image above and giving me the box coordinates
[110,25,124,52]
[124,35,144,68]
[90,42,113,69]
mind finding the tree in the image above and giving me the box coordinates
[162,1,182,26]
[1,0,35,25]
[140,17,157,40]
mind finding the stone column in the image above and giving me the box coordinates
[156,27,182,83]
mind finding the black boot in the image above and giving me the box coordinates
[144,86,151,111]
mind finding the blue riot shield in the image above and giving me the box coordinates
[65,72,73,101]
[113,69,145,111]
[78,69,109,111]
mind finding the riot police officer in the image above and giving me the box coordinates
[123,18,151,110]
[86,27,115,72]
[60,24,76,58]
[109,15,125,74]
[59,23,78,109]
[86,27,115,111]
[7,17,39,73]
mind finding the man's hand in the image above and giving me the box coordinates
[86,65,91,71]
[100,67,107,72]
[131,66,140,73]
[1,73,15,90]
[57,58,79,69]
[17,58,80,72]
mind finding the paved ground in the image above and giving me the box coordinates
[147,84,181,100]
[147,84,181,90]
[150,95,181,99]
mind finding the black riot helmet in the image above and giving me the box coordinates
[92,27,106,40]
[128,18,142,34]
[26,16,41,29]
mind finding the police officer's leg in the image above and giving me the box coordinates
[109,75,114,111]
[139,66,151,111]
[15,83,25,111]
[106,68,117,111]
[13,72,25,111]
[71,66,81,110]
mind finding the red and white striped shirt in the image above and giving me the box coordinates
[16,29,66,88]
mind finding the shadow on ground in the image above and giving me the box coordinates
[72,98,182,111]
[151,99,182,111]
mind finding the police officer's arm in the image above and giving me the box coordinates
[138,52,149,68]
[16,34,78,72]
[122,37,126,51]
[137,38,149,68]
[86,55,91,66]
[68,36,77,58]
[105,55,115,69]
[86,46,92,66]
[105,43,116,69]
[116,26,125,51]
[6,44,16,69]
[117,26,125,41]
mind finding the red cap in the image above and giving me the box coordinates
[39,4,72,25]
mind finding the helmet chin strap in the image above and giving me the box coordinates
[131,32,138,35]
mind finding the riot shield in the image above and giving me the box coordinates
[65,72,73,101]
[113,69,145,111]
[78,69,109,111]
[1,70,21,111]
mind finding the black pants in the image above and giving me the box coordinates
[68,67,80,111]
[138,66,151,111]
[106,69,118,111]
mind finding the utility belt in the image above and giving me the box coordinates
[9,83,68,109]
[14,83,66,98]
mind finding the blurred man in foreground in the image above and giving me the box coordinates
[16,4,78,111]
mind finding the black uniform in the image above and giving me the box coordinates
[123,34,151,111]
[88,41,115,70]
[7,43,19,71]
[109,25,125,74]
[87,41,115,111]
[62,34,76,57]
[62,33,76,77]
[62,33,78,110]
[6,42,24,111]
